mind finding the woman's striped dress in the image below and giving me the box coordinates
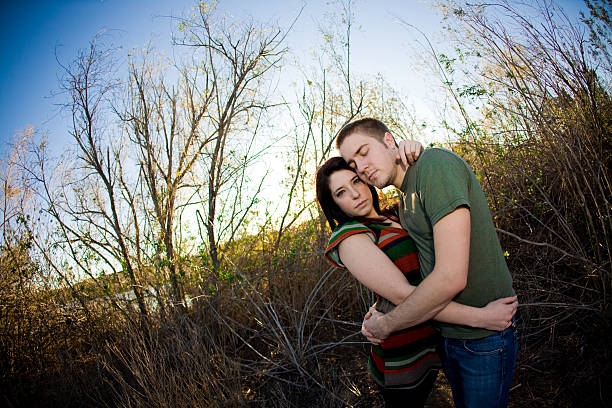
[325,217,441,389]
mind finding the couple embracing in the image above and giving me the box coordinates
[315,118,518,407]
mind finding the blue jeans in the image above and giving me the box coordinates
[441,324,518,408]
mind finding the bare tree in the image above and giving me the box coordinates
[116,51,216,310]
[174,5,287,272]
[38,35,152,321]
[274,0,414,252]
[437,0,611,276]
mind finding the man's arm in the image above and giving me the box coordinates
[363,206,471,339]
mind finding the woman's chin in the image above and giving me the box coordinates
[355,208,373,218]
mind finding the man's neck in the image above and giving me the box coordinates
[391,163,408,189]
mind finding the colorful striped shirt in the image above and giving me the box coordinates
[325,217,441,388]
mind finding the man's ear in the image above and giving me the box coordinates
[383,132,396,149]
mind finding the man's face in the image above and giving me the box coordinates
[338,131,398,189]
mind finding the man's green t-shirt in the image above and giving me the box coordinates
[399,148,515,339]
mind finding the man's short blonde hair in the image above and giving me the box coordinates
[335,117,391,149]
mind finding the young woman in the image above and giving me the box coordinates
[315,152,517,407]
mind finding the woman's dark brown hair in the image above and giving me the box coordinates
[315,156,382,230]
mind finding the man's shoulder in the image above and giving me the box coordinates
[401,148,466,193]
[415,147,469,175]
[418,147,462,165]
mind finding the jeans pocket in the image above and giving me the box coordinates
[462,334,504,356]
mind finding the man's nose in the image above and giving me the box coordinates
[354,158,368,173]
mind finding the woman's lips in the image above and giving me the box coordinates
[355,200,367,209]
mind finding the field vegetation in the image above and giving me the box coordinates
[1,1,610,407]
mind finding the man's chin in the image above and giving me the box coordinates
[370,178,387,189]
[362,173,388,188]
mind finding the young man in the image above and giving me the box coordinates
[336,118,518,408]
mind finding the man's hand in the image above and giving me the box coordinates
[396,140,424,167]
[478,296,519,331]
[361,306,391,343]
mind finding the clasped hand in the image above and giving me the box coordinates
[360,296,519,345]
[361,307,388,345]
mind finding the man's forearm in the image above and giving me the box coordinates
[378,267,463,333]
[364,207,471,338]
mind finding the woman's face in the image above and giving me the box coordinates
[328,169,378,218]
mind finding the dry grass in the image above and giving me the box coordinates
[2,213,607,407]
[2,2,611,406]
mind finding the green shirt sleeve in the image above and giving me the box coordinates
[417,149,472,226]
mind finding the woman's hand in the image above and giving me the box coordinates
[396,140,424,167]
[361,306,386,345]
[361,306,392,343]
[476,296,518,331]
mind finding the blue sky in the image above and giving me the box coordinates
[1,0,191,153]
[0,0,447,156]
[0,0,587,158]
